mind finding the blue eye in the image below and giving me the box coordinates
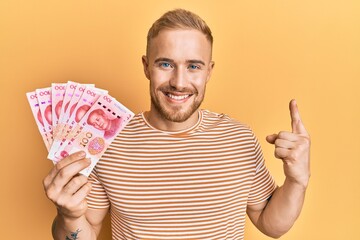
[161,62,171,68]
[189,64,199,70]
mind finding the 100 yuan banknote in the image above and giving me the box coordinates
[52,81,79,140]
[59,86,108,145]
[54,82,95,140]
[36,87,53,145]
[26,91,51,151]
[55,84,88,142]
[48,86,107,159]
[51,83,66,132]
[48,94,134,176]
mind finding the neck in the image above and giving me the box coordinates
[144,109,200,132]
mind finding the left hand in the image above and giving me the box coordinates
[266,99,311,188]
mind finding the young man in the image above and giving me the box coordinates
[43,9,310,240]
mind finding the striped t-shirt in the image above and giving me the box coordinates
[87,110,277,240]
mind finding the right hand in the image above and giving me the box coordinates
[43,151,92,219]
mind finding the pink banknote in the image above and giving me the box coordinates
[60,86,108,143]
[56,84,88,141]
[52,82,94,143]
[49,94,134,176]
[51,83,66,131]
[26,91,51,151]
[52,81,79,139]
[27,81,134,176]
[48,86,107,159]
[36,87,53,145]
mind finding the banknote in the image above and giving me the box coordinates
[27,81,134,176]
[36,87,53,145]
[26,91,51,151]
[52,82,94,143]
[55,84,88,141]
[52,81,79,139]
[51,83,66,132]
[48,86,107,159]
[54,81,94,140]
[51,92,119,158]
[60,86,108,143]
[49,94,134,176]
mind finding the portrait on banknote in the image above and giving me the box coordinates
[75,105,91,123]
[86,108,122,139]
[44,105,52,125]
[54,100,62,119]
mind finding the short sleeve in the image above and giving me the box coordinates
[86,167,110,209]
[247,133,277,205]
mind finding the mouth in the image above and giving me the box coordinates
[163,92,193,102]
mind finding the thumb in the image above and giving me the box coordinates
[266,134,278,144]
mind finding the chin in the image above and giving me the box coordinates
[151,91,203,123]
[162,106,198,123]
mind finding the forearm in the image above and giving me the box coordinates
[52,213,97,240]
[257,178,308,238]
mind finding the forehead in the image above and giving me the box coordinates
[148,29,212,62]
[89,111,100,118]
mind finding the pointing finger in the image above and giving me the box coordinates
[289,99,307,134]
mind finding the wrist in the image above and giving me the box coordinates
[284,176,310,190]
[56,209,84,224]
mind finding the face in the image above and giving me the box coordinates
[75,105,90,122]
[55,100,63,119]
[88,110,110,131]
[45,105,52,125]
[143,29,214,123]
[37,109,44,126]
[69,103,77,116]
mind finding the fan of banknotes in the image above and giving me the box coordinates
[26,81,134,176]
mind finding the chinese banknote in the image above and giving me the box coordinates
[26,81,134,176]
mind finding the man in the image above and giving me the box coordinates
[86,109,122,139]
[74,105,91,123]
[43,9,310,240]
[55,100,63,120]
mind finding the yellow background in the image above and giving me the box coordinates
[0,0,359,239]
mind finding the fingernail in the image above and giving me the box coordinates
[78,151,86,158]
[85,158,91,164]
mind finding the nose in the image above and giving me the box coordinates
[169,66,187,90]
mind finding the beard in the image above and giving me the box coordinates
[150,83,205,123]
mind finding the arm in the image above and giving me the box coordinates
[247,180,307,238]
[43,151,108,240]
[247,99,311,238]
[52,208,108,240]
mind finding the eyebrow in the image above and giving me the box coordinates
[154,58,174,64]
[187,59,206,66]
[154,58,206,66]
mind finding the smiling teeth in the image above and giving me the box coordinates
[167,94,189,100]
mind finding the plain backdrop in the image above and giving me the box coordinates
[0,0,359,239]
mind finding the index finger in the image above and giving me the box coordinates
[289,99,307,134]
[43,151,87,187]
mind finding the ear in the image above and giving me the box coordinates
[142,55,150,80]
[206,61,215,83]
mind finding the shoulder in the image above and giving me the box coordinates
[123,112,146,129]
[200,109,254,135]
[114,112,150,139]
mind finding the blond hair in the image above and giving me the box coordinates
[146,9,213,55]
